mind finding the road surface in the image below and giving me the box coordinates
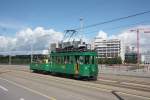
[0,65,150,100]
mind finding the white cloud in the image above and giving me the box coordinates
[0,27,63,52]
[95,25,150,53]
[1,25,150,53]
[96,30,108,39]
[117,25,150,52]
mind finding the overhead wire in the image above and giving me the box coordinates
[63,10,150,42]
[83,20,150,35]
[72,10,150,30]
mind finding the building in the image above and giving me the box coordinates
[141,51,150,64]
[124,52,138,64]
[124,45,139,64]
[93,37,121,58]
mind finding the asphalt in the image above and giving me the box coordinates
[0,65,150,100]
[99,65,150,78]
[0,72,116,100]
[0,78,49,100]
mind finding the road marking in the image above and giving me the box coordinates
[20,98,24,100]
[9,71,150,100]
[0,85,8,91]
[32,74,150,99]
[121,82,150,88]
[0,77,56,100]
[117,92,150,100]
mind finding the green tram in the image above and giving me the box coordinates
[30,48,98,80]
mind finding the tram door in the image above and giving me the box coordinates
[75,56,79,74]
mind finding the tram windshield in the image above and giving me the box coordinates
[33,55,49,63]
[77,55,96,64]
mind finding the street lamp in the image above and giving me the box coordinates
[30,34,33,63]
[80,17,83,44]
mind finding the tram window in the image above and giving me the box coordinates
[52,56,54,62]
[75,56,79,64]
[55,56,57,63]
[57,56,60,63]
[61,56,63,64]
[58,56,62,64]
[79,56,84,64]
[70,56,74,64]
[64,56,70,64]
[85,56,90,64]
[33,56,37,62]
[91,56,95,64]
[67,56,70,64]
[64,56,67,64]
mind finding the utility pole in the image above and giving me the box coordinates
[30,35,33,63]
[79,17,83,44]
[9,51,11,65]
[31,44,33,63]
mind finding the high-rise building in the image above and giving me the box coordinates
[93,37,121,58]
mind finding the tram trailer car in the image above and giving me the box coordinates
[30,51,98,80]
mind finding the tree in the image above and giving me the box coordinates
[97,56,122,64]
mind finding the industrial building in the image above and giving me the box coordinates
[93,37,121,58]
[124,52,138,64]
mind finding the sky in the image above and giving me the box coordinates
[0,0,150,52]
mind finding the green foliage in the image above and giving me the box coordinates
[124,58,137,64]
[0,55,30,64]
[0,56,9,63]
[98,56,122,64]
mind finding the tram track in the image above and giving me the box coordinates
[1,69,150,99]
[1,66,150,98]
[7,67,150,91]
[98,74,150,86]
[2,66,150,85]
[5,66,150,85]
[1,67,150,93]
[93,79,150,92]
[0,71,114,100]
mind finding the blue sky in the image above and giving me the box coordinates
[0,0,150,37]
